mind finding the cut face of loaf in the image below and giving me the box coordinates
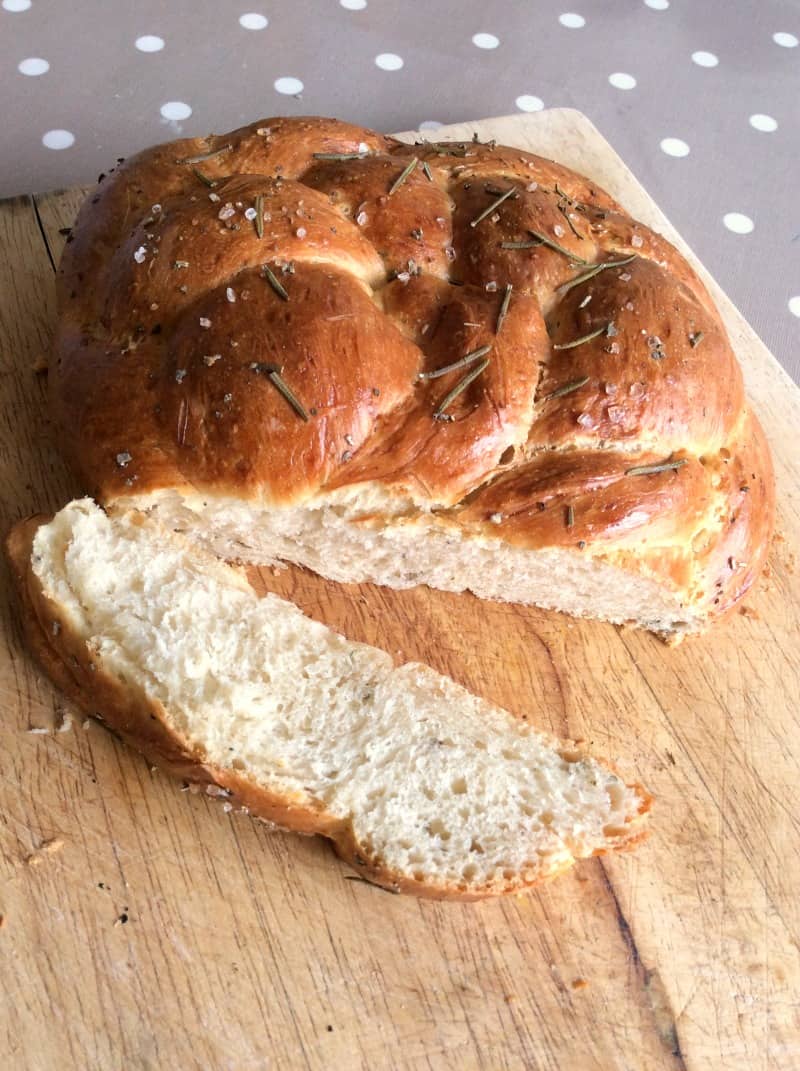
[8,499,650,899]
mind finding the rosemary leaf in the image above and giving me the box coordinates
[546,375,590,400]
[176,144,233,165]
[261,263,289,301]
[625,459,687,477]
[254,194,264,239]
[552,325,608,351]
[525,229,590,265]
[192,168,217,188]
[251,363,309,422]
[470,186,517,228]
[433,357,490,420]
[421,160,434,182]
[500,240,541,250]
[557,255,637,294]
[496,283,513,334]
[689,331,705,348]
[565,504,575,529]
[312,151,368,161]
[418,344,492,381]
[389,156,418,195]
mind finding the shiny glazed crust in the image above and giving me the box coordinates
[5,515,651,901]
[52,116,774,625]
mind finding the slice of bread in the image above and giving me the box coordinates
[7,499,650,899]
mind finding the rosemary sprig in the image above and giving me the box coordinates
[418,344,491,381]
[557,255,637,294]
[421,160,434,182]
[389,156,418,195]
[689,331,705,348]
[501,240,541,250]
[192,167,217,188]
[176,144,233,165]
[312,151,369,160]
[251,363,309,422]
[261,263,289,301]
[433,357,490,420]
[429,141,470,157]
[254,194,264,239]
[552,325,609,351]
[524,229,590,264]
[546,375,590,400]
[470,186,517,228]
[565,504,575,529]
[496,283,513,334]
[625,459,687,477]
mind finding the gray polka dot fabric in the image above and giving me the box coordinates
[4,0,799,381]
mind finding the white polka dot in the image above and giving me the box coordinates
[160,101,192,121]
[558,13,585,28]
[135,35,165,52]
[274,76,303,95]
[418,120,443,131]
[749,113,778,133]
[644,0,669,8]
[515,94,544,112]
[773,31,798,48]
[723,212,754,235]
[788,296,800,318]
[472,33,499,49]
[18,57,49,75]
[692,50,718,67]
[608,72,636,90]
[340,0,366,8]
[375,52,403,71]
[42,129,75,150]
[660,137,690,157]
[2,0,32,11]
[239,13,268,30]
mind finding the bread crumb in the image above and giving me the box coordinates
[571,978,589,990]
[32,354,49,374]
[56,711,73,733]
[25,837,64,866]
[738,605,760,620]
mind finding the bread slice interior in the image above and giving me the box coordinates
[18,499,650,898]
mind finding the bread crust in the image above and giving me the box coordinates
[51,116,773,629]
[6,514,650,901]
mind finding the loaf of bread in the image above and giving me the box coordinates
[52,116,773,637]
[6,500,650,899]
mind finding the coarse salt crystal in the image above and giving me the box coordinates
[356,211,368,226]
[199,317,211,328]
[396,271,411,283]
[631,234,643,248]
[607,405,623,423]
[579,294,592,308]
[625,301,634,311]
[203,354,222,366]
[554,224,565,237]
[490,213,500,223]
[209,192,220,202]
[295,227,307,238]
[445,246,456,262]
[604,381,618,396]
[175,369,187,383]
[526,181,538,191]
[606,342,620,354]
[244,206,257,221]
[116,451,132,466]
[226,287,236,303]
[133,246,147,263]
[486,281,498,292]
[151,204,162,215]
[218,203,236,221]
[629,381,645,398]
[577,412,595,428]
[358,142,369,154]
[489,513,503,524]
[619,272,631,282]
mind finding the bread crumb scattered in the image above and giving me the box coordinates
[571,978,589,990]
[738,605,760,620]
[25,837,64,866]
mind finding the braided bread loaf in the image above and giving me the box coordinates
[53,117,773,637]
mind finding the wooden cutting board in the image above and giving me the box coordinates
[1,110,798,1071]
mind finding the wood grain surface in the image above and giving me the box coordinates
[1,111,799,1071]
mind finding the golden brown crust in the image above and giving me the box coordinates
[5,513,650,901]
[52,116,774,624]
